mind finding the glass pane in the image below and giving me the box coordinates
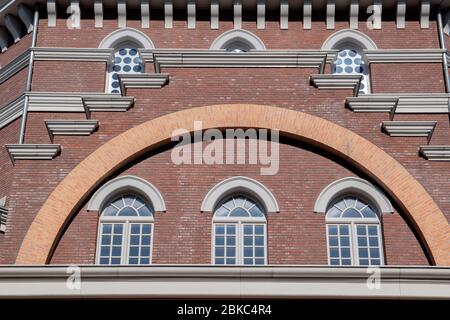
[138,206,152,216]
[342,208,362,218]
[328,225,338,235]
[101,235,111,245]
[103,206,119,216]
[370,248,380,258]
[131,224,140,234]
[255,225,264,235]
[227,224,236,234]
[358,237,367,247]
[341,248,351,258]
[215,224,225,234]
[102,224,112,234]
[213,195,266,218]
[328,236,338,247]
[216,236,225,246]
[227,236,236,246]
[123,196,135,206]
[112,235,122,245]
[229,207,249,217]
[330,259,340,265]
[368,226,378,236]
[369,237,379,246]
[244,236,253,246]
[249,206,264,217]
[255,236,264,246]
[255,247,264,257]
[227,247,236,257]
[215,258,224,264]
[341,259,352,266]
[340,236,350,247]
[339,225,349,235]
[327,206,342,218]
[359,248,368,258]
[244,247,253,257]
[142,224,152,234]
[100,246,110,256]
[118,207,138,216]
[129,247,139,256]
[362,207,376,218]
[130,235,139,246]
[142,236,151,245]
[141,247,150,256]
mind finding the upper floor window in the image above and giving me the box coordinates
[322,30,377,96]
[108,43,144,94]
[333,49,369,95]
[97,194,154,265]
[99,28,155,94]
[210,29,266,52]
[326,196,384,266]
[213,195,267,265]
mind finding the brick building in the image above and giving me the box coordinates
[0,0,449,299]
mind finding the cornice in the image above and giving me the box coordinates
[310,74,362,95]
[0,1,447,53]
[32,47,113,62]
[0,265,449,299]
[141,49,333,70]
[5,143,61,161]
[419,145,450,161]
[45,119,99,141]
[0,48,29,84]
[364,49,446,63]
[381,121,437,140]
[346,94,450,114]
[118,73,169,93]
[0,94,24,128]
[0,204,7,233]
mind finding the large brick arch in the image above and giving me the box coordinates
[16,104,450,265]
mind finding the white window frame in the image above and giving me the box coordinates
[95,196,154,265]
[212,214,267,265]
[332,47,371,94]
[105,41,145,94]
[326,209,384,266]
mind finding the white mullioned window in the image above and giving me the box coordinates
[326,196,384,266]
[332,48,370,95]
[107,41,144,94]
[96,194,154,265]
[212,195,267,265]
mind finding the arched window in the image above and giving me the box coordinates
[333,48,370,95]
[326,196,384,266]
[96,194,154,265]
[99,28,155,94]
[210,29,266,53]
[322,29,377,95]
[107,43,144,94]
[213,194,267,265]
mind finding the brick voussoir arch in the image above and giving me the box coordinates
[16,104,450,265]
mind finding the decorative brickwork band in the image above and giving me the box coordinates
[16,104,450,265]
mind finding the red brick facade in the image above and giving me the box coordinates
[1,12,450,267]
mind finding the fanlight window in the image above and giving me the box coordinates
[213,195,267,265]
[97,194,154,265]
[107,43,144,94]
[224,41,251,53]
[332,49,369,95]
[326,196,383,266]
